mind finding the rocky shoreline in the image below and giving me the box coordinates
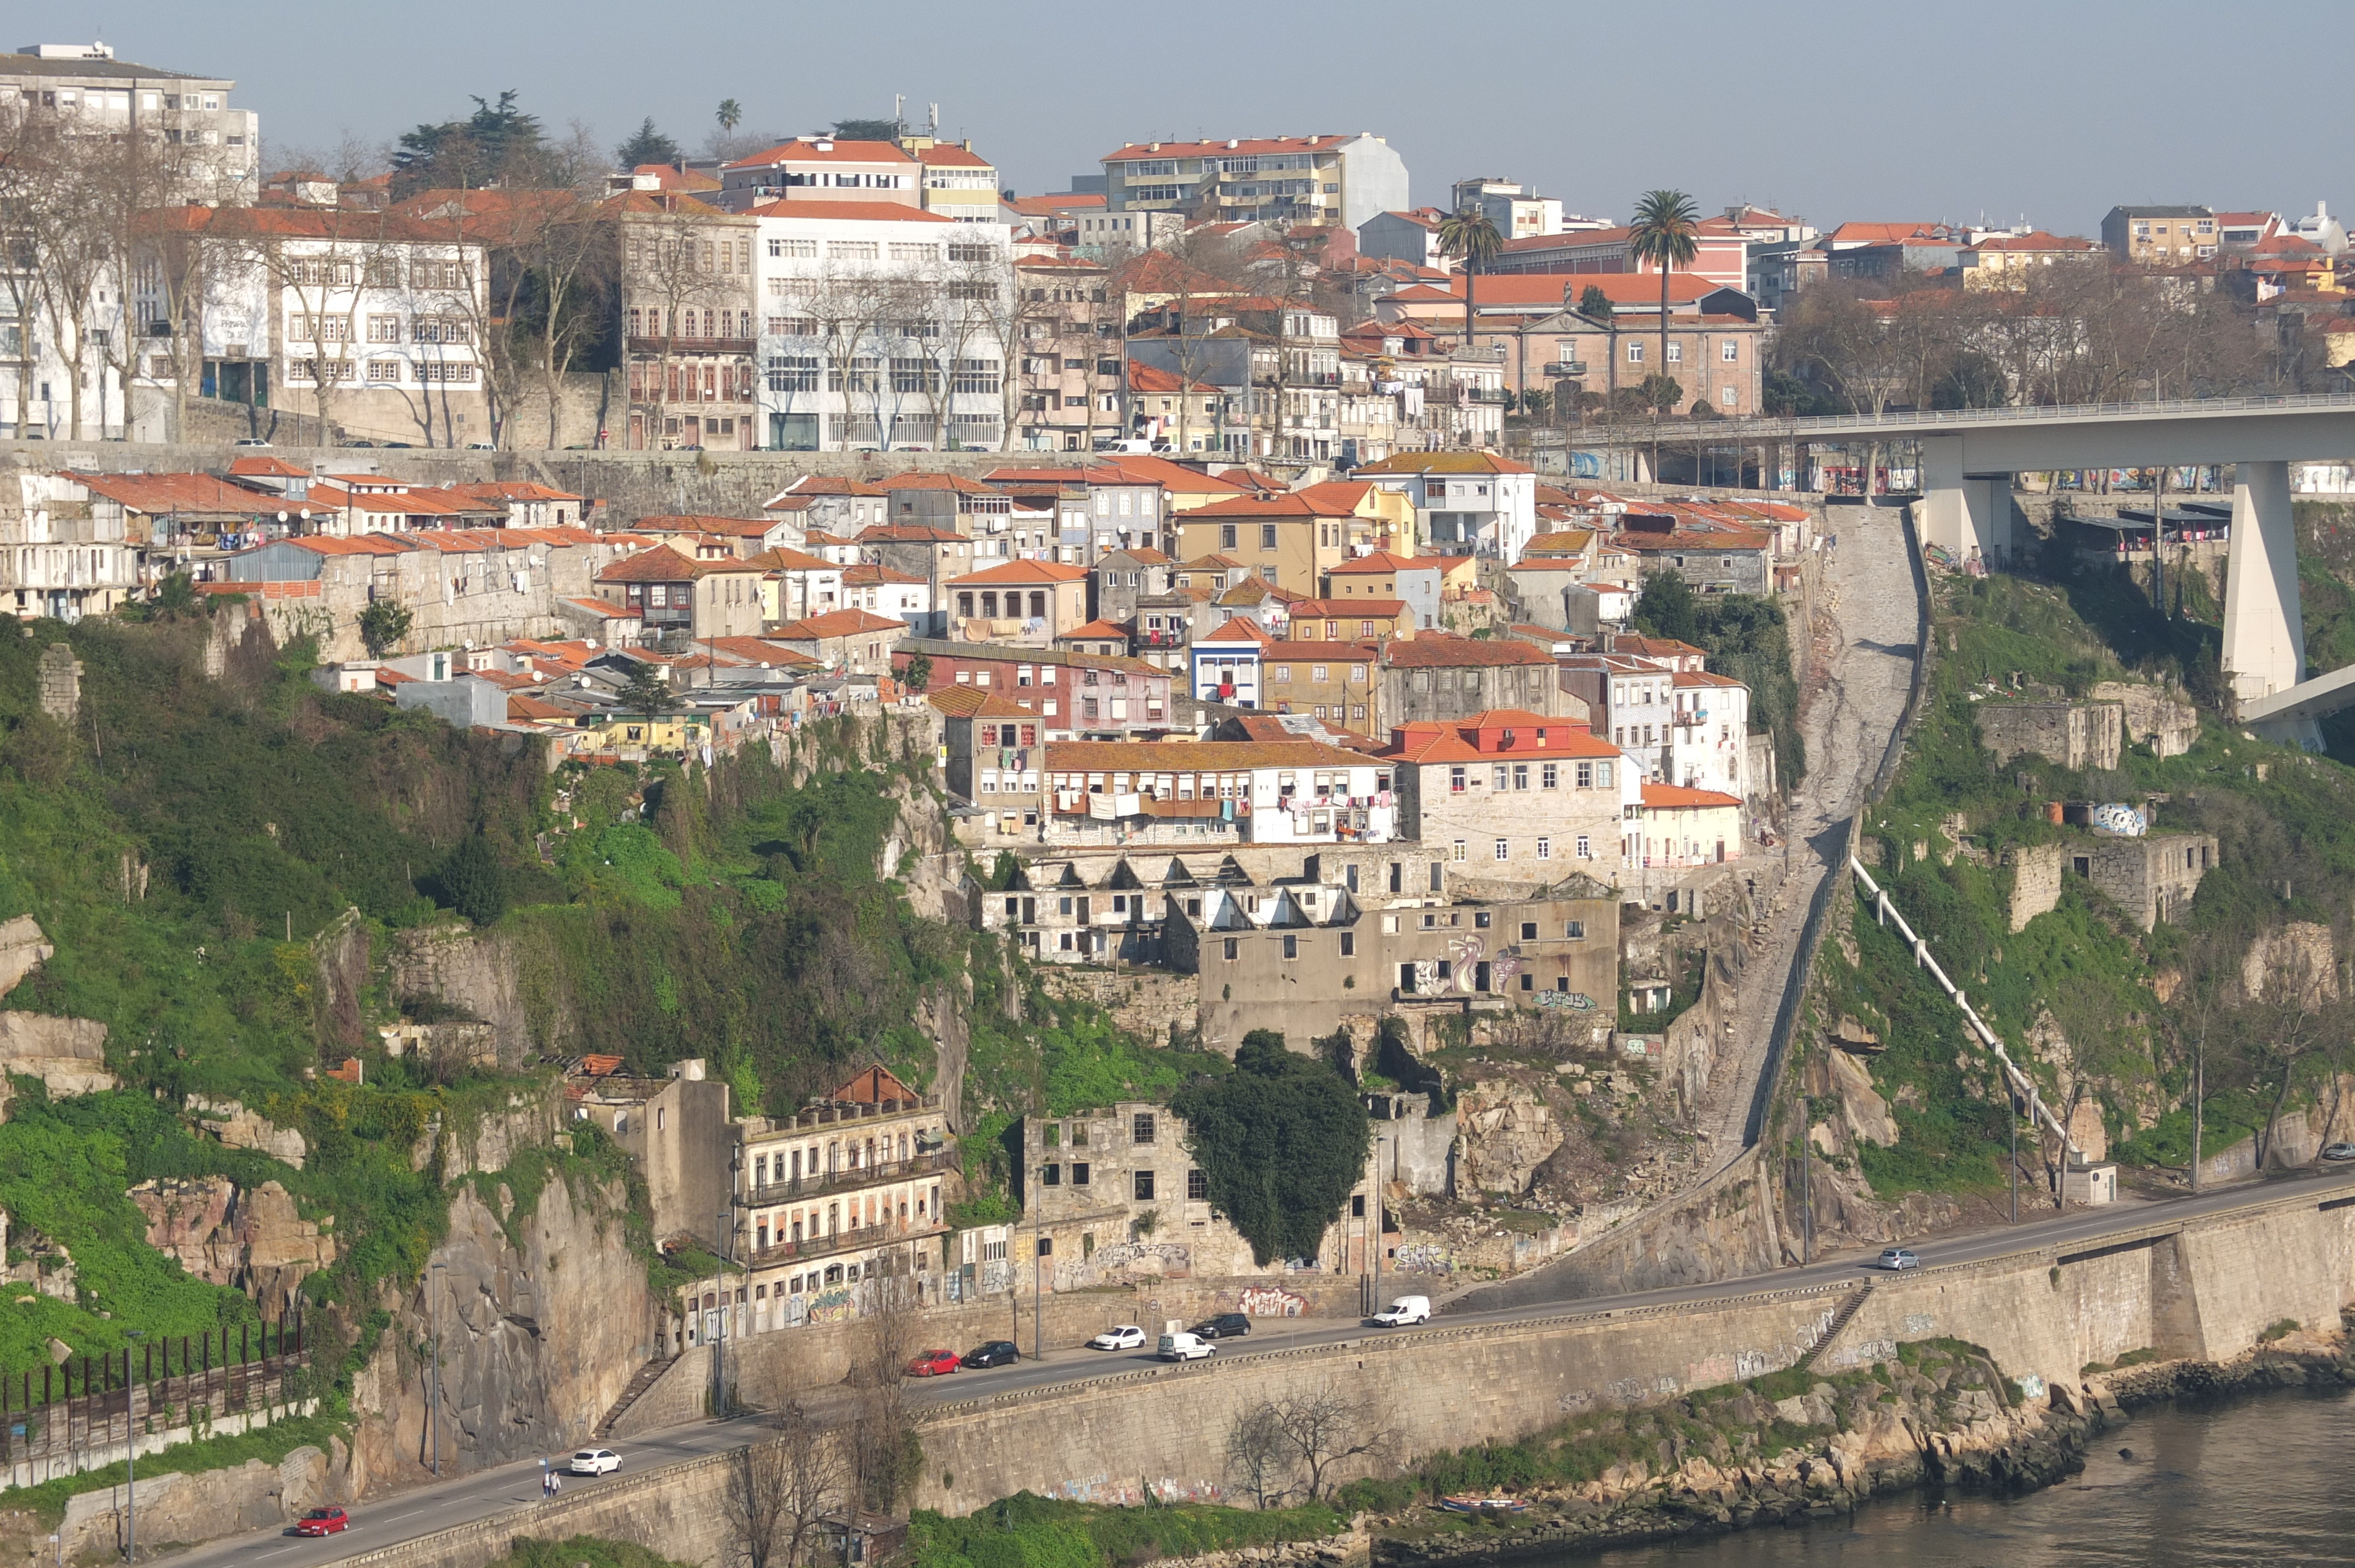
[1362,1335,2355,1566]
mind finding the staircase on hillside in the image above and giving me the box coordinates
[593,1353,679,1439]
[1800,1284,1875,1371]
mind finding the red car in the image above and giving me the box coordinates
[294,1508,350,1537]
[905,1348,960,1377]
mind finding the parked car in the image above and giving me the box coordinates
[293,1508,349,1536]
[233,437,273,449]
[1190,1312,1250,1340]
[2324,1142,2355,1161]
[1158,1331,1215,1362]
[1372,1295,1431,1326]
[465,441,496,450]
[962,1340,1019,1368]
[1089,1324,1147,1351]
[568,1448,622,1476]
[1877,1248,1922,1271]
[906,1348,960,1377]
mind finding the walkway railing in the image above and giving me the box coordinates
[1583,390,2355,444]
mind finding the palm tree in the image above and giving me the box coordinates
[1628,190,1701,399]
[1435,204,1504,351]
[717,99,743,136]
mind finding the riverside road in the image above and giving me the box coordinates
[152,1164,2355,1568]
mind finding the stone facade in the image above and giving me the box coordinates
[2071,832,2217,929]
[2089,680,2200,759]
[1976,699,2122,772]
[2006,843,2065,932]
[37,642,80,725]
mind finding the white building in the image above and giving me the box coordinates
[1668,669,1750,799]
[749,201,1014,452]
[1449,178,1564,241]
[0,43,257,203]
[1099,133,1409,235]
[1351,451,1539,563]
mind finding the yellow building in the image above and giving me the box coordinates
[1963,230,2108,290]
[1172,491,1358,596]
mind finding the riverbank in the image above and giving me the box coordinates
[1361,1327,2355,1566]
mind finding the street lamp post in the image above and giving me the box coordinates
[124,1331,145,1564]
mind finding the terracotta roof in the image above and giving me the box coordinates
[741,198,953,224]
[1042,738,1374,771]
[596,543,759,583]
[1260,639,1379,660]
[1642,782,1742,809]
[1382,710,1617,765]
[1325,550,1431,576]
[563,597,637,619]
[1102,134,1357,162]
[723,138,915,171]
[698,637,822,667]
[639,513,778,536]
[947,560,1089,586]
[72,472,280,515]
[841,562,926,586]
[1471,273,1722,310]
[226,454,311,479]
[1381,636,1555,669]
[746,546,840,573]
[1285,599,1406,619]
[930,686,1036,719]
[1199,617,1273,645]
[914,142,993,168]
[1058,619,1134,641]
[771,609,907,640]
[1354,451,1534,477]
[1178,553,1245,572]
[1971,230,2102,253]
[770,475,887,500]
[885,471,997,494]
[1127,361,1216,394]
[857,524,966,544]
[1009,193,1106,215]
[507,693,575,722]
[1182,491,1358,519]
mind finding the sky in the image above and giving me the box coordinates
[31,0,2345,235]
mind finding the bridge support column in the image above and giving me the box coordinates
[2221,460,2303,706]
[1916,437,2011,563]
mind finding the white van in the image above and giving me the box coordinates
[1157,1331,1215,1361]
[1373,1295,1431,1326]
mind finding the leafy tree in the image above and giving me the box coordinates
[1577,284,1613,321]
[831,118,902,142]
[1172,1030,1369,1265]
[390,91,545,198]
[437,832,508,926]
[150,572,201,621]
[356,599,413,657]
[1628,189,1700,388]
[615,118,682,170]
[620,663,673,719]
[1638,373,1683,414]
[900,653,933,695]
[1435,204,1502,348]
[1633,570,1804,786]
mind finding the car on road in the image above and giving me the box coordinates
[1876,1248,1922,1271]
[233,437,273,448]
[1372,1295,1431,1326]
[568,1448,622,1475]
[963,1340,1020,1368]
[1190,1312,1250,1340]
[294,1508,349,1536]
[907,1348,961,1377]
[2324,1142,2355,1161]
[1158,1331,1215,1361]
[1089,1324,1147,1351]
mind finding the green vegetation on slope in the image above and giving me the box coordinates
[1633,572,1806,786]
[1173,1030,1369,1265]
[911,1492,1347,1568]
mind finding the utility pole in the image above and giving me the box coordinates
[124,1331,144,1564]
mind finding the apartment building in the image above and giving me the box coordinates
[126,205,492,446]
[600,187,758,450]
[905,640,1175,739]
[905,138,1000,222]
[1125,298,1345,463]
[1383,709,1633,888]
[1378,636,1576,727]
[1,43,257,202]
[1170,490,1358,596]
[1962,230,2108,288]
[1099,133,1408,233]
[943,560,1092,645]
[1450,178,1567,242]
[1040,738,1397,848]
[0,472,141,620]
[1354,451,1538,562]
[719,137,921,210]
[749,201,1013,451]
[1012,255,1120,451]
[2101,205,2218,264]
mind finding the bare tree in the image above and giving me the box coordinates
[1224,1400,1293,1509]
[1239,1380,1388,1502]
[849,1266,925,1514]
[2243,923,2344,1171]
[725,1400,847,1568]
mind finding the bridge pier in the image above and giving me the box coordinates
[2219,460,2323,746]
[1917,437,2013,563]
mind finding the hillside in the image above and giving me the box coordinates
[1798,514,2355,1234]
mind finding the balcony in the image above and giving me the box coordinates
[626,337,754,357]
[745,1217,947,1269]
[743,1148,947,1207]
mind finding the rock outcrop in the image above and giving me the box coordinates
[37,1442,358,1562]
[0,1009,112,1096]
[1455,1080,1561,1197]
[129,1177,336,1314]
[351,1167,658,1485]
[386,925,552,1067]
[188,1095,310,1168]
[0,913,54,997]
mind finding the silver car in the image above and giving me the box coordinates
[1877,1248,1922,1271]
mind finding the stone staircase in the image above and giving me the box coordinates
[593,1353,680,1439]
[1800,1284,1875,1371]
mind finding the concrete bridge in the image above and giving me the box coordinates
[1597,393,2355,746]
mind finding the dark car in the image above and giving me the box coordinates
[1191,1313,1251,1340]
[293,1508,349,1537]
[962,1340,1020,1368]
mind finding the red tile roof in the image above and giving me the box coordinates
[1381,636,1555,668]
[723,138,914,171]
[741,198,953,224]
[596,543,761,583]
[771,609,907,640]
[1642,782,1742,809]
[1326,550,1432,576]
[914,142,993,168]
[948,559,1090,586]
[1102,134,1356,162]
[1057,619,1133,641]
[1355,451,1534,477]
[1382,710,1616,765]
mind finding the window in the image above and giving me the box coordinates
[1565,919,1586,939]
[1596,760,1613,786]
[1133,1112,1156,1145]
[1452,839,1467,862]
[890,242,937,263]
[948,280,999,301]
[1664,343,1683,364]
[1043,1162,1061,1185]
[1222,937,1239,961]
[1493,839,1510,861]
[1220,523,1238,550]
[1072,1162,1090,1186]
[366,314,401,344]
[767,356,819,391]
[1339,931,1354,956]
[1261,524,1278,551]
[1627,341,1644,363]
[366,359,401,384]
[1188,1168,1208,1200]
[1721,340,1739,362]
[1575,834,1593,859]
[830,240,879,261]
[948,242,997,264]
[1512,763,1528,790]
[1133,1169,1155,1201]
[1282,934,1298,959]
[1536,838,1551,860]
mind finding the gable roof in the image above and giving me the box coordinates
[1354,451,1534,477]
[771,608,907,640]
[595,543,759,583]
[741,198,953,224]
[1326,550,1434,576]
[1381,636,1555,668]
[724,138,915,171]
[947,559,1090,586]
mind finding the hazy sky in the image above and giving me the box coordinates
[33,0,2343,234]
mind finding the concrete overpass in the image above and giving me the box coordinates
[1596,393,2355,746]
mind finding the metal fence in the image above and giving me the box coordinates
[2,1318,309,1474]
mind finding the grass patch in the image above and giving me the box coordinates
[910,1491,1346,1568]
[2,1413,347,1529]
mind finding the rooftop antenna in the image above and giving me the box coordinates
[928,102,939,135]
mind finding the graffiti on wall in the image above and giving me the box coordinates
[1237,1285,1307,1317]
[1053,1240,1191,1292]
[1389,1241,1454,1275]
[1533,989,1599,1011]
[805,1286,857,1326]
[1052,1473,1226,1505]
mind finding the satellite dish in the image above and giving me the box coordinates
[276,511,289,523]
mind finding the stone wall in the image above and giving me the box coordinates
[2089,681,2200,759]
[1975,700,2122,773]
[1035,968,1200,1048]
[2006,843,2064,932]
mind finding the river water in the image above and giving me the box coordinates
[1588,1386,2355,1568]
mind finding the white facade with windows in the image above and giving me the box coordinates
[750,204,1015,452]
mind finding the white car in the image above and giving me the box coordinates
[1157,1331,1215,1361]
[1877,1248,1922,1271]
[1090,1324,1147,1351]
[568,1448,622,1476]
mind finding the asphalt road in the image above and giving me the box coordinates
[152,1161,2355,1568]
